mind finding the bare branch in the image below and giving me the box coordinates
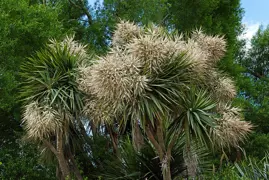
[146,126,164,160]
[43,139,58,156]
[68,0,93,25]
[167,131,180,159]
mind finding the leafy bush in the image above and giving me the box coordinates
[205,154,269,180]
[0,142,55,180]
[244,133,269,159]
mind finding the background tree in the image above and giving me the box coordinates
[238,25,269,158]
[0,1,65,178]
[167,0,244,77]
[0,142,56,180]
[0,0,64,111]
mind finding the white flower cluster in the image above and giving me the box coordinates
[23,101,61,140]
[212,104,253,149]
[78,21,252,148]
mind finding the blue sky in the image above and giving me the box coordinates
[242,0,269,24]
[241,0,269,41]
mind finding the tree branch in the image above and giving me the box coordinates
[43,139,58,156]
[146,126,164,160]
[68,0,93,25]
[156,117,166,153]
[167,131,180,159]
[248,70,264,79]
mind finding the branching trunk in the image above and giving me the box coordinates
[145,120,181,180]
[43,139,67,179]
[163,165,172,180]
[145,123,173,180]
[145,126,163,159]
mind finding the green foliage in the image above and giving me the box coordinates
[0,110,21,147]
[235,25,269,164]
[244,25,269,77]
[244,133,269,159]
[168,0,244,76]
[0,141,55,180]
[75,134,115,179]
[20,37,84,113]
[238,25,269,133]
[206,154,269,180]
[0,2,69,178]
[20,37,92,179]
[172,88,216,146]
[0,0,256,179]
[98,137,185,180]
[79,21,251,179]
[103,0,168,24]
[86,0,244,78]
[0,0,64,111]
[97,136,214,180]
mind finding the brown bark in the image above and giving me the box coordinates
[56,164,64,180]
[132,120,144,151]
[162,164,172,180]
[156,119,166,153]
[145,126,164,160]
[70,154,83,180]
[235,147,242,162]
[145,121,180,180]
[167,134,179,160]
[107,125,119,156]
[43,139,67,180]
[145,125,172,180]
[56,129,71,179]
[90,121,97,135]
[248,69,264,79]
[66,144,83,180]
[43,139,57,155]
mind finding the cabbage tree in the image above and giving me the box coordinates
[79,21,253,180]
[21,36,87,179]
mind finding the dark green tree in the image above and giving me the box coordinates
[0,0,64,111]
[238,26,269,158]
[167,0,244,76]
[0,1,67,179]
[238,25,269,133]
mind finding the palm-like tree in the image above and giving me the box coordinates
[79,21,253,180]
[21,36,88,179]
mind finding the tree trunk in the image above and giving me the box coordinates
[90,120,97,135]
[145,124,173,180]
[107,124,119,156]
[184,145,198,178]
[162,163,172,180]
[56,129,71,179]
[66,145,83,180]
[70,156,83,180]
[235,147,242,162]
[132,120,144,151]
[56,165,63,180]
[57,153,70,179]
